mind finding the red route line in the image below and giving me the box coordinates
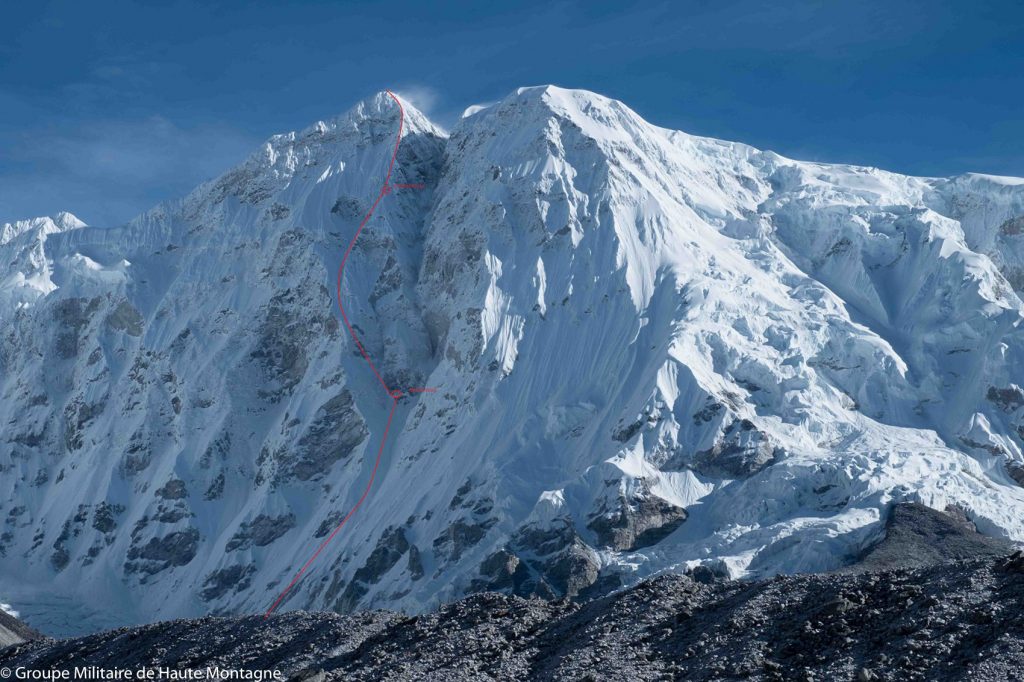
[264,399,397,617]
[264,89,432,617]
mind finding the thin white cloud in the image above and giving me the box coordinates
[461,100,498,119]
[0,116,259,225]
[393,84,441,116]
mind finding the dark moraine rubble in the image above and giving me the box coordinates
[3,504,1023,681]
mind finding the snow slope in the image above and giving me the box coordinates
[1,86,1023,635]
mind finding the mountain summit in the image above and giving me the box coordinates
[1,87,1023,635]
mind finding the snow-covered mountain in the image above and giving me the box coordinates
[2,86,1024,636]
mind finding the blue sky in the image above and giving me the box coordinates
[2,0,1021,226]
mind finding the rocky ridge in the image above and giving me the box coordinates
[5,556,1024,680]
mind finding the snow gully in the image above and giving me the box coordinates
[264,90,430,616]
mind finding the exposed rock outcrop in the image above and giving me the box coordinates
[587,482,687,551]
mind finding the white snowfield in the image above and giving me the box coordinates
[2,86,1023,635]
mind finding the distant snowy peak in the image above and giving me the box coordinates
[0,211,86,246]
[0,212,88,309]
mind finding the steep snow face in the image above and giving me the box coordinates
[409,86,1024,593]
[0,92,446,634]
[2,86,1024,635]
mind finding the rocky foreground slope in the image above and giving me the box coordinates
[0,610,41,649]
[4,557,1024,679]
[3,505,1022,681]
[3,86,1024,635]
